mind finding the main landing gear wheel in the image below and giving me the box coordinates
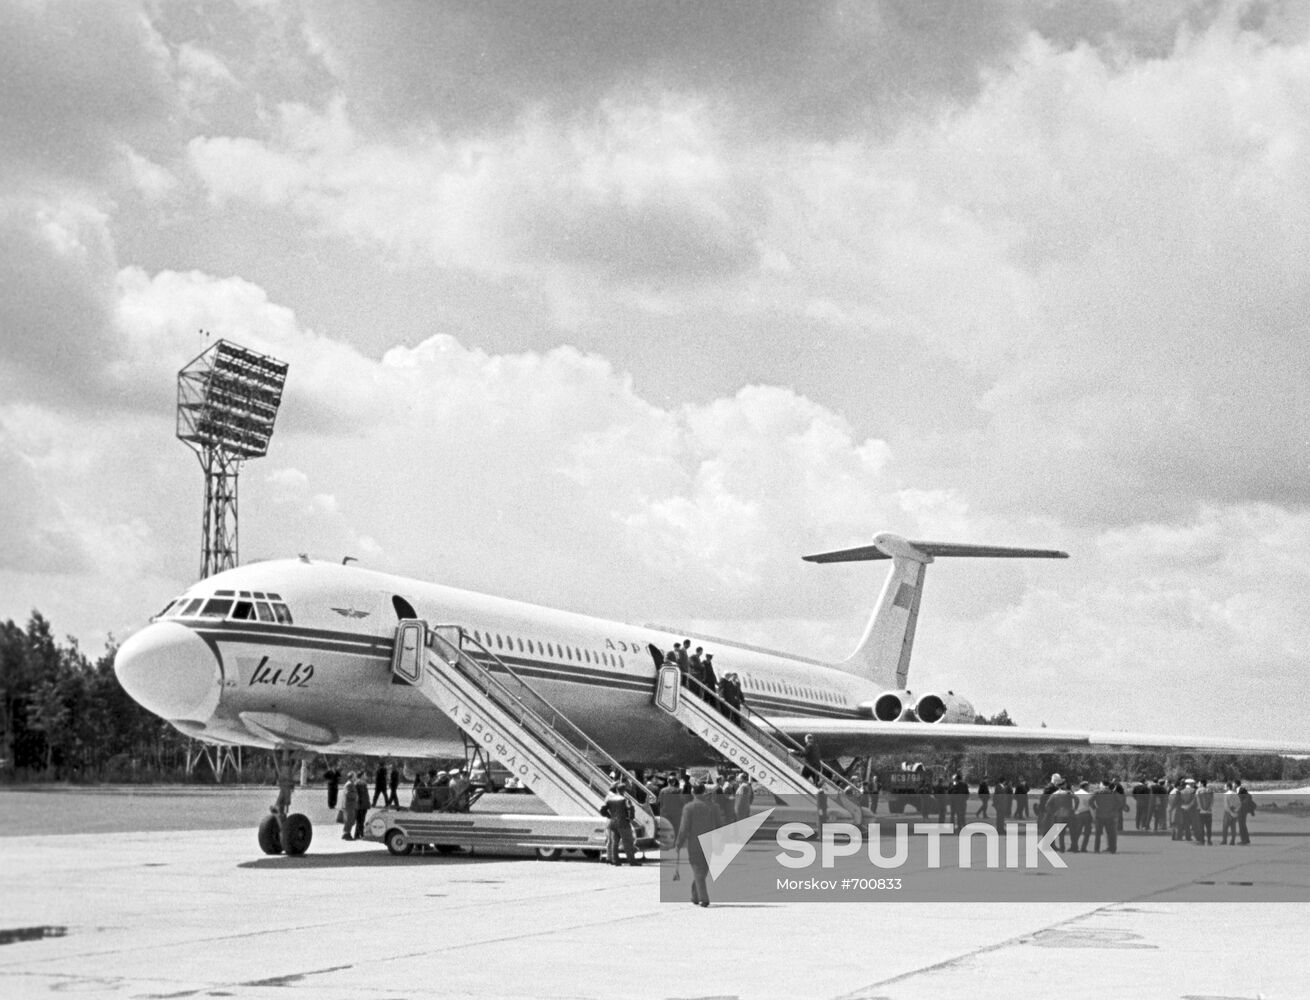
[282,813,313,856]
[535,847,563,861]
[385,829,413,856]
[258,814,282,855]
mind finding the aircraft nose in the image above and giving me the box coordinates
[114,621,222,722]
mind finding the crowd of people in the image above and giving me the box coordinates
[902,771,1260,853]
[323,760,482,840]
[631,767,758,906]
[1129,775,1257,845]
[319,754,1265,909]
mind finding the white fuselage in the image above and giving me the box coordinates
[114,558,874,765]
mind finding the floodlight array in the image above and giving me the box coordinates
[177,340,289,459]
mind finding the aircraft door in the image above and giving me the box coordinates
[392,620,425,685]
[654,664,680,712]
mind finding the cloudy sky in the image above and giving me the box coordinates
[2,0,1308,741]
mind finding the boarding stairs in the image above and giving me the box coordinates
[653,665,865,821]
[391,620,658,841]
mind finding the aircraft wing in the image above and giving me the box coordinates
[763,717,1310,757]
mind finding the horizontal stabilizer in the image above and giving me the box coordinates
[803,539,1068,563]
[803,531,1068,689]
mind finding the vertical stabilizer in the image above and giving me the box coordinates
[803,532,1067,688]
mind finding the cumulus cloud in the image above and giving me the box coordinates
[187,95,766,299]
[299,0,1023,138]
[915,503,1310,738]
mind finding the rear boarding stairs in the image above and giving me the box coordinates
[653,665,865,822]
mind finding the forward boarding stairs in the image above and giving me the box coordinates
[391,620,659,842]
[654,666,865,822]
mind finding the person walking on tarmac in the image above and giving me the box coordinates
[675,782,717,907]
[324,765,341,810]
[602,782,638,866]
[947,773,969,833]
[1013,777,1029,819]
[341,771,358,840]
[975,777,991,818]
[373,761,388,807]
[387,764,401,808]
[993,779,1012,834]
[353,771,370,840]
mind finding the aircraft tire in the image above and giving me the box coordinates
[257,814,282,855]
[435,844,461,855]
[535,847,563,861]
[282,813,313,856]
[385,829,413,856]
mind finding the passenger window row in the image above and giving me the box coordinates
[470,630,625,670]
[155,590,294,624]
[743,674,841,704]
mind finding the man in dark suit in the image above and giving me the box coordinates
[675,783,718,907]
[1013,778,1029,819]
[948,774,969,832]
[701,653,719,699]
[324,766,340,810]
[993,779,1012,834]
[387,763,401,807]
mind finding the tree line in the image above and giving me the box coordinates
[2,610,1306,785]
[1,612,192,781]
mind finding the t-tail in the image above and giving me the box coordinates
[803,533,1067,718]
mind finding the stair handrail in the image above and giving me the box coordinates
[676,672,862,797]
[424,624,653,824]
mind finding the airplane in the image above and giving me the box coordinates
[114,531,1310,852]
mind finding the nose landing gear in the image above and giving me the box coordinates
[257,748,314,856]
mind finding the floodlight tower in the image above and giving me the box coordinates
[176,338,289,579]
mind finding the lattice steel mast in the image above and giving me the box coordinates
[176,337,288,578]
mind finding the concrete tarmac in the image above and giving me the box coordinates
[2,792,1310,998]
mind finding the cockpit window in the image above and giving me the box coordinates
[199,598,233,618]
[154,590,293,624]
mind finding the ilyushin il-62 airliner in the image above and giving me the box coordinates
[114,532,1310,856]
